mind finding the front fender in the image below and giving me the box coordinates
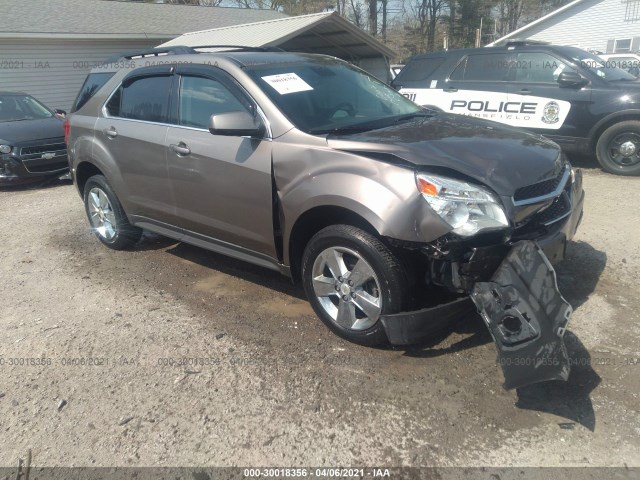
[274,139,452,264]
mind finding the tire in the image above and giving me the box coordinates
[83,174,142,250]
[596,121,640,176]
[301,224,408,347]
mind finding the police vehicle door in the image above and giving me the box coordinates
[505,51,590,139]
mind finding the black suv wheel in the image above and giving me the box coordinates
[301,225,408,346]
[596,121,640,176]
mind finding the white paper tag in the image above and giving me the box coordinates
[430,80,438,88]
[261,73,313,95]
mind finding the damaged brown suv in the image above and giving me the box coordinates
[67,47,584,389]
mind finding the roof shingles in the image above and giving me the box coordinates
[0,0,287,36]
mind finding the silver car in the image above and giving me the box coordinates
[68,47,585,388]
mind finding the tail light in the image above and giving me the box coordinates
[63,117,71,144]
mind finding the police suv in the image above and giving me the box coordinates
[393,41,640,176]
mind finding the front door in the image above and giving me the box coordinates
[166,67,276,259]
[505,51,592,138]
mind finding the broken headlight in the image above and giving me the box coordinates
[416,173,508,237]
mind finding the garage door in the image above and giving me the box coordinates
[0,38,163,111]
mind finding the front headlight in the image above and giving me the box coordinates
[416,173,509,237]
[0,144,12,154]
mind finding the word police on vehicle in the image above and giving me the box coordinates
[393,41,640,175]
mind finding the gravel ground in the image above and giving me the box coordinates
[0,160,639,469]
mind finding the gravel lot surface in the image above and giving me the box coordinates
[1,161,639,469]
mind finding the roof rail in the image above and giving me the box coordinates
[190,45,285,53]
[104,46,196,63]
[505,40,551,47]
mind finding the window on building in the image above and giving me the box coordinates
[614,39,632,53]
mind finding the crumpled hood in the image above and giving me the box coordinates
[326,113,564,197]
[0,116,64,145]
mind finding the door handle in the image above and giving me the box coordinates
[103,126,117,138]
[518,89,532,95]
[443,88,458,92]
[170,142,191,156]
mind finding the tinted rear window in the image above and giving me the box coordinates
[450,53,510,81]
[106,75,172,123]
[71,72,115,113]
[394,57,446,82]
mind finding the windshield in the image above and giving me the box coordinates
[571,50,638,82]
[0,94,53,122]
[247,60,424,134]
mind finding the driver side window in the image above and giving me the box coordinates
[512,53,577,83]
[178,75,251,129]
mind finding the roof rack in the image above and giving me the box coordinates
[505,40,551,47]
[189,45,285,52]
[102,45,284,65]
[104,46,196,63]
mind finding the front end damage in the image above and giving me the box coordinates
[380,168,584,389]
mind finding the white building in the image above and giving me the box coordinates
[489,0,640,54]
[0,0,286,110]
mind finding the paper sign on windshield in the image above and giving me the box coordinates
[261,73,313,95]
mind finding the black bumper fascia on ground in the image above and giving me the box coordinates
[380,296,476,346]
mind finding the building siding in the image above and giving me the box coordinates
[505,0,640,53]
[0,38,161,111]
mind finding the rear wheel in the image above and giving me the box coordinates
[596,121,640,175]
[301,225,408,346]
[83,175,142,249]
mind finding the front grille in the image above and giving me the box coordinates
[18,142,68,174]
[513,163,568,202]
[535,193,571,225]
[19,142,66,158]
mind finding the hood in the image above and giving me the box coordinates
[0,116,64,146]
[326,113,564,197]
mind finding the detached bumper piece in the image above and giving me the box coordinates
[471,240,572,390]
[381,296,476,346]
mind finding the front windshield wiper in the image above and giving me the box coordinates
[393,111,436,123]
[608,78,638,82]
[309,123,384,135]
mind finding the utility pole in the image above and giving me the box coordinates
[475,17,483,47]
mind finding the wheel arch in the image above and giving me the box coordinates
[589,109,640,150]
[75,161,104,197]
[286,204,382,283]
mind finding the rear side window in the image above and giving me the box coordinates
[106,75,172,123]
[394,57,445,82]
[72,72,114,113]
[450,53,510,82]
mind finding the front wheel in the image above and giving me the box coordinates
[83,175,142,250]
[596,121,640,175]
[301,225,408,346]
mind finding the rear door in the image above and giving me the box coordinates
[505,51,592,138]
[94,67,176,225]
[165,65,276,258]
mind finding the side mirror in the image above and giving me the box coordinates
[209,112,264,137]
[54,109,67,118]
[557,71,587,88]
